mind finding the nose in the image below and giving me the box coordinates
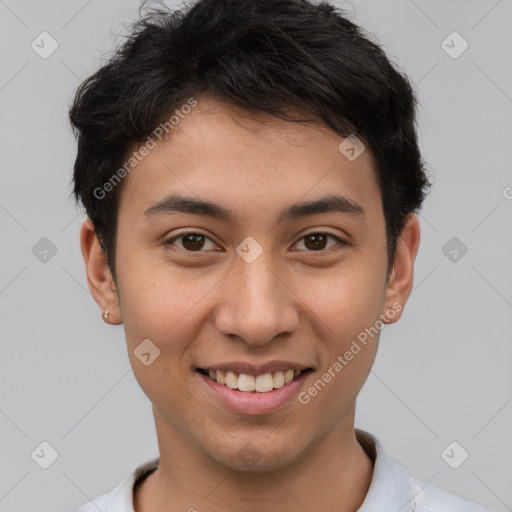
[214,254,299,346]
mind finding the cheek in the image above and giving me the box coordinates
[293,260,386,405]
[295,288,382,429]
[120,266,217,349]
[301,259,387,342]
[117,257,227,405]
[118,269,209,424]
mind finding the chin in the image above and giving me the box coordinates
[205,435,304,473]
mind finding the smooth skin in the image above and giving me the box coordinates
[81,96,420,512]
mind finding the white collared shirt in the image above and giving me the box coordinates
[73,430,493,511]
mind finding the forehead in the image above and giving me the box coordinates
[118,96,382,223]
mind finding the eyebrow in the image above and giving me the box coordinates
[143,192,365,223]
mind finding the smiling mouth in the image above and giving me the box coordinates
[197,368,313,393]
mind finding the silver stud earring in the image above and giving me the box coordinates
[102,309,109,320]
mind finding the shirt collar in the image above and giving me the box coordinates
[355,429,417,511]
[105,430,417,512]
[105,456,159,512]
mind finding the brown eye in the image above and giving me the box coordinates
[294,233,345,252]
[165,232,219,252]
[181,234,206,251]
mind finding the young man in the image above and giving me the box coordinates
[70,0,492,510]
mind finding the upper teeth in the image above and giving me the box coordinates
[206,369,301,393]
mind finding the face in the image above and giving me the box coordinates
[82,96,419,472]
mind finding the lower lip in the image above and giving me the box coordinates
[198,371,311,415]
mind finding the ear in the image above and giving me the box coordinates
[382,213,420,324]
[80,218,122,324]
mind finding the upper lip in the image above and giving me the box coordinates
[196,360,313,375]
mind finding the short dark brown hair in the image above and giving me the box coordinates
[69,0,430,280]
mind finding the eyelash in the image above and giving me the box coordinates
[163,230,346,254]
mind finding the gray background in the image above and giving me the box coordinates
[0,0,511,511]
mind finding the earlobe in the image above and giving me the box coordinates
[382,213,420,324]
[80,218,122,324]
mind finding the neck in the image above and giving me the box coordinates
[134,411,374,512]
